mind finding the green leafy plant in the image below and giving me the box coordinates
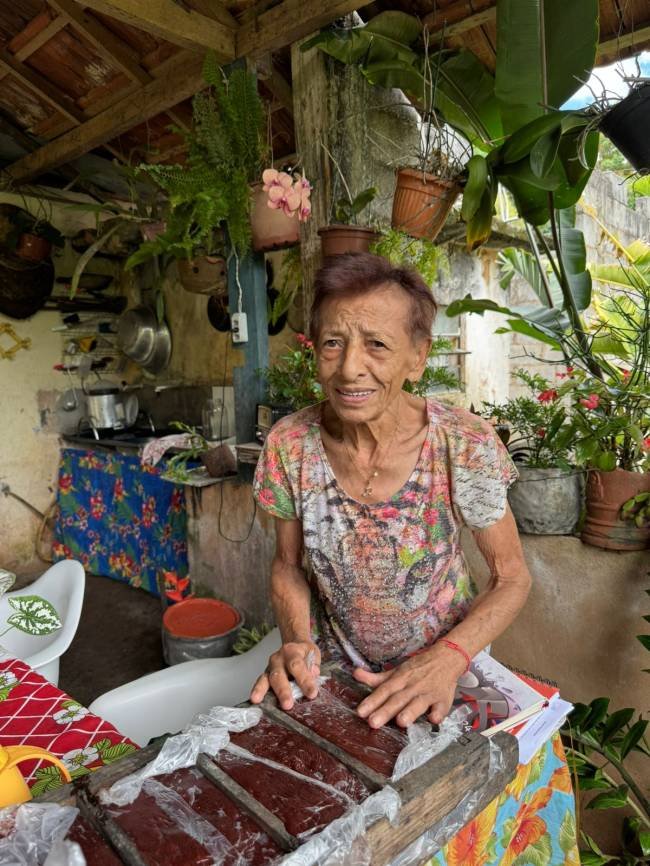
[233,623,273,655]
[482,368,575,469]
[126,55,264,268]
[0,572,62,640]
[403,338,459,396]
[371,228,450,285]
[333,186,378,225]
[621,493,650,530]
[9,209,64,249]
[562,589,650,865]
[269,246,302,327]
[263,335,323,411]
[161,422,212,483]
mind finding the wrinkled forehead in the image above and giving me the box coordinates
[316,282,413,337]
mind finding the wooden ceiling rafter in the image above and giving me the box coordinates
[596,21,650,62]
[68,0,237,59]
[13,15,68,61]
[0,47,85,125]
[423,3,496,40]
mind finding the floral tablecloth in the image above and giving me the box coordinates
[427,733,579,866]
[0,657,136,797]
[53,448,188,595]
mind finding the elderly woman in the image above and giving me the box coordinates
[251,252,532,730]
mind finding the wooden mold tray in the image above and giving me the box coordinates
[38,666,518,866]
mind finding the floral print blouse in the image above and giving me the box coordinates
[253,398,518,671]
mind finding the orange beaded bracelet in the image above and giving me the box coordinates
[437,638,471,673]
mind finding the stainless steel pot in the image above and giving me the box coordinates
[85,386,139,431]
[117,305,172,373]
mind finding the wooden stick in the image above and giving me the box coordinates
[260,697,387,792]
[76,783,149,866]
[196,753,299,852]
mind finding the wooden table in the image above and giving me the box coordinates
[38,665,519,865]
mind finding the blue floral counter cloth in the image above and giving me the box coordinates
[427,733,578,866]
[53,448,188,595]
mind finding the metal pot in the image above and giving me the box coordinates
[117,305,172,373]
[85,386,139,432]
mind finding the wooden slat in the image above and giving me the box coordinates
[13,15,67,61]
[196,753,299,852]
[424,4,497,39]
[236,0,376,58]
[596,21,650,61]
[261,698,387,792]
[74,0,236,60]
[366,731,519,866]
[77,785,149,866]
[0,47,84,124]
[48,0,153,85]
[7,50,205,182]
[267,64,294,117]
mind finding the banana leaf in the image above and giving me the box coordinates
[557,206,592,311]
[498,246,562,307]
[495,0,599,134]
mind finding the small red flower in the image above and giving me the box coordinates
[537,389,558,403]
[536,428,546,438]
[642,437,650,451]
[580,393,600,410]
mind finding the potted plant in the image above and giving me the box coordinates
[318,185,379,256]
[162,422,237,482]
[482,369,581,535]
[594,79,650,174]
[262,333,323,415]
[125,55,266,292]
[10,210,64,263]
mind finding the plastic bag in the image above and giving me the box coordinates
[278,786,401,866]
[101,705,262,806]
[391,707,470,782]
[387,737,506,866]
[0,803,80,866]
[43,840,86,866]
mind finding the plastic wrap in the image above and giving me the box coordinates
[43,840,86,866]
[142,778,243,864]
[278,785,401,866]
[391,706,471,781]
[0,803,80,866]
[101,705,262,806]
[387,737,506,866]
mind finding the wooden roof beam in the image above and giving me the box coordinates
[236,0,376,58]
[423,3,496,39]
[48,0,152,85]
[13,15,68,61]
[6,50,205,183]
[0,48,84,125]
[70,0,236,60]
[596,22,650,61]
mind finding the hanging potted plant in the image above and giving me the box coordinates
[125,56,266,293]
[10,211,64,263]
[482,369,582,535]
[318,186,379,256]
[592,77,650,174]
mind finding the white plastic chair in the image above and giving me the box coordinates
[0,560,85,686]
[89,628,282,746]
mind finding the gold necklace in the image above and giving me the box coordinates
[342,417,401,498]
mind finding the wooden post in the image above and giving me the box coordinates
[228,251,268,446]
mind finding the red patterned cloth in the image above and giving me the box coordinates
[0,657,137,798]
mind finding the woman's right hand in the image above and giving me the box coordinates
[250,641,321,710]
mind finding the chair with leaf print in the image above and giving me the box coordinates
[0,560,85,685]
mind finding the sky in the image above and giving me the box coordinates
[562,50,650,109]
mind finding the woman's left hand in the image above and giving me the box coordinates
[354,643,467,729]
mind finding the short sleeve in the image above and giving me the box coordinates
[253,424,298,520]
[450,418,518,530]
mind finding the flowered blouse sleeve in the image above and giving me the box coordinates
[449,412,518,530]
[253,420,298,520]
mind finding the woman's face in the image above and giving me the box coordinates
[316,283,430,425]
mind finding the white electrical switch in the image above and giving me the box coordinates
[231,312,248,343]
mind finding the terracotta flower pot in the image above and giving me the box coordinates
[16,233,52,262]
[177,256,227,295]
[250,183,301,252]
[391,168,461,241]
[582,468,650,551]
[318,225,379,257]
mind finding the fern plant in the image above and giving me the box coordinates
[126,55,264,269]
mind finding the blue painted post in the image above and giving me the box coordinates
[227,250,268,446]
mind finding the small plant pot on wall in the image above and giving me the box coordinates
[177,256,227,295]
[250,184,301,252]
[15,233,52,262]
[318,225,379,257]
[599,83,650,173]
[508,467,582,535]
[582,469,650,551]
[391,168,461,241]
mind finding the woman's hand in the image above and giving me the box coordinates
[354,643,467,729]
[250,641,321,711]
